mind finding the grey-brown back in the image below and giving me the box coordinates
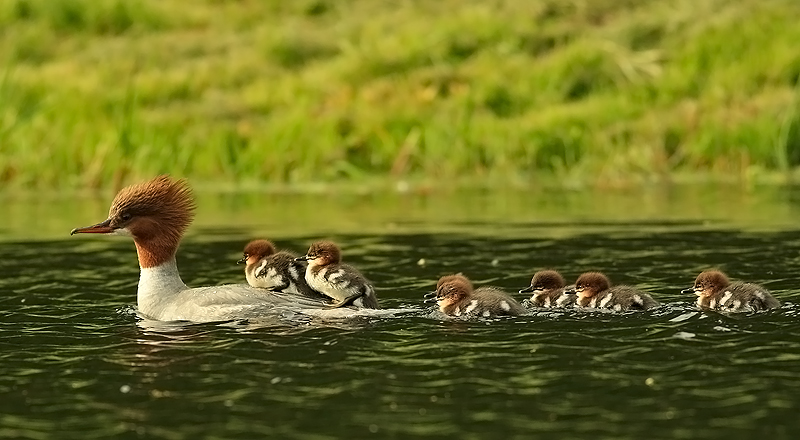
[254,251,325,299]
[579,285,658,311]
[453,287,526,317]
[703,282,780,312]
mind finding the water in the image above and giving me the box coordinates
[3,185,800,439]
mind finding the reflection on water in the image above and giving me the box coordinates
[2,187,800,438]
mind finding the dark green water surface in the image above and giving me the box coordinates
[2,186,800,439]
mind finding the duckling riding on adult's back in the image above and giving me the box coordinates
[70,175,334,322]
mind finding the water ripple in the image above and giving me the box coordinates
[2,229,800,438]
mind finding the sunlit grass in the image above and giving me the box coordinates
[2,0,800,190]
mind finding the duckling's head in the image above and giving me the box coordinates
[300,240,342,268]
[571,272,611,299]
[238,240,277,266]
[520,270,566,294]
[434,274,473,307]
[684,270,730,297]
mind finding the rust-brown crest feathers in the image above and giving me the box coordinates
[110,175,195,235]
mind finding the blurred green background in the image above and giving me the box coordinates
[2,0,800,191]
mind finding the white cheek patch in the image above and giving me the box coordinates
[112,228,133,237]
[255,260,269,277]
[500,301,511,312]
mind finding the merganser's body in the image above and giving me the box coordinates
[70,175,329,322]
[566,272,659,311]
[682,270,780,312]
[519,270,577,308]
[296,241,380,309]
[239,239,319,298]
[428,274,525,317]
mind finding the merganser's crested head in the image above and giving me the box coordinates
[433,274,473,307]
[567,272,610,299]
[296,241,341,267]
[238,239,276,266]
[70,175,196,268]
[682,270,730,297]
[519,270,565,294]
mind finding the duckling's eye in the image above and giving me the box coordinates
[120,213,132,222]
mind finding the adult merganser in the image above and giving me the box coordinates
[682,270,780,312]
[519,270,576,308]
[70,175,327,322]
[426,274,525,317]
[295,241,380,309]
[565,272,659,311]
[238,239,321,298]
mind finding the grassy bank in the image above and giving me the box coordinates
[2,0,800,190]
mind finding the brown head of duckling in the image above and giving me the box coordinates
[521,270,566,293]
[435,274,473,308]
[238,240,277,266]
[685,270,730,298]
[301,241,342,268]
[573,272,611,299]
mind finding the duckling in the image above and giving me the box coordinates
[296,241,379,309]
[427,274,525,317]
[519,270,576,308]
[565,272,658,311]
[682,270,780,312]
[238,239,319,298]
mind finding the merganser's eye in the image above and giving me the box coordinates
[120,213,132,222]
